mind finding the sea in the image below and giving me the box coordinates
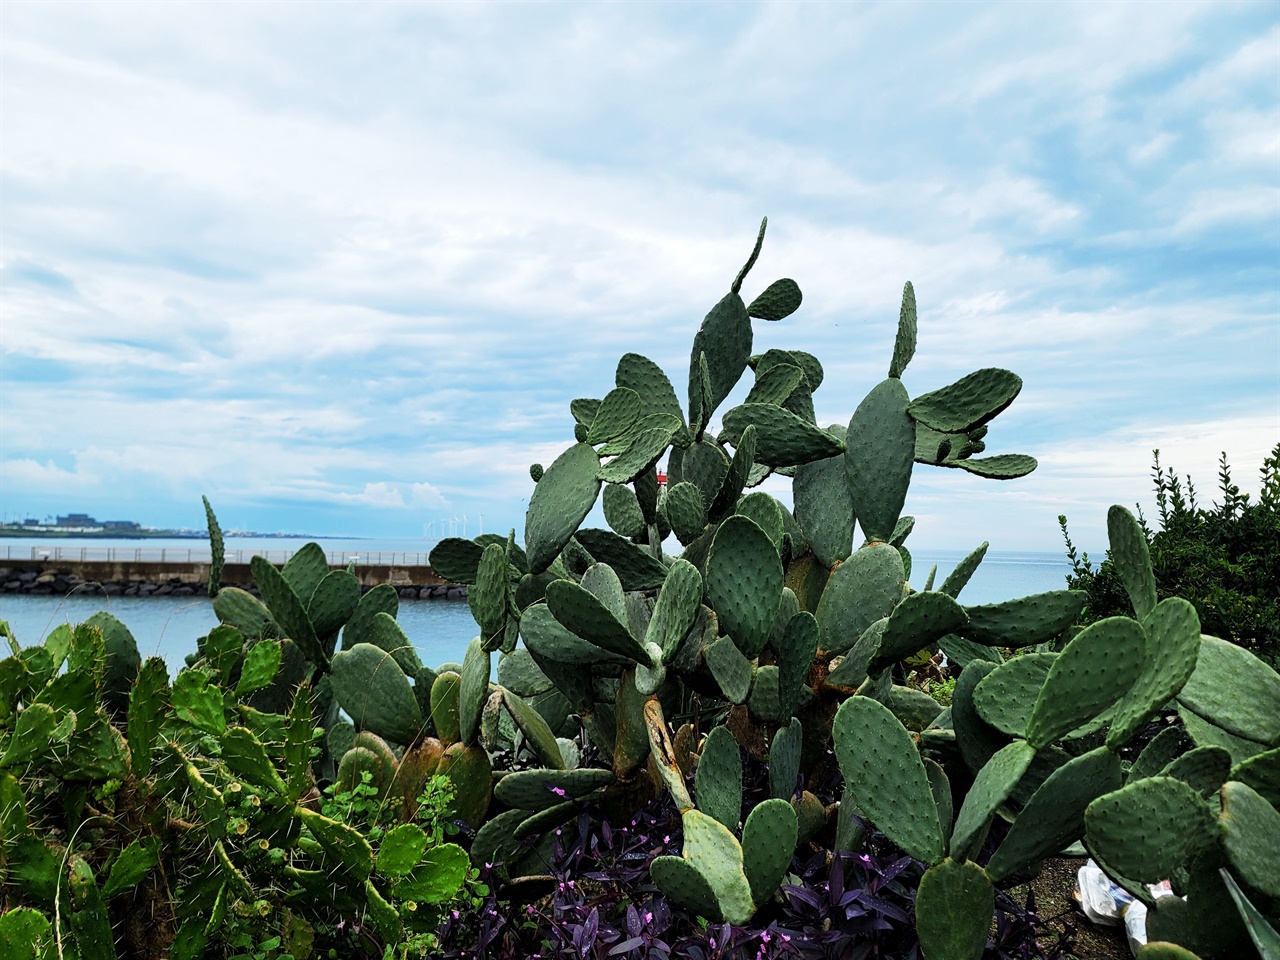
[1,536,1072,670]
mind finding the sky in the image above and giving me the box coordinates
[1,1,1277,555]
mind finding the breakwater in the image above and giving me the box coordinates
[0,560,466,601]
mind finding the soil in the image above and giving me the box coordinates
[1006,857,1132,960]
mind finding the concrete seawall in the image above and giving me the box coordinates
[0,559,466,601]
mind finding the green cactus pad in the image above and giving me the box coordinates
[696,725,743,830]
[951,740,1037,862]
[701,637,749,704]
[1108,598,1201,749]
[646,559,703,664]
[747,277,803,321]
[706,515,783,659]
[328,643,423,744]
[720,404,843,467]
[1220,780,1280,898]
[741,798,798,904]
[1128,726,1187,783]
[745,361,804,406]
[735,492,784,549]
[939,542,988,599]
[824,619,887,693]
[1146,863,1248,959]
[1107,505,1158,621]
[908,368,1022,434]
[520,602,631,667]
[974,653,1078,740]
[845,378,914,543]
[212,586,275,639]
[459,638,491,747]
[428,538,485,584]
[683,439,732,509]
[494,767,615,811]
[588,387,642,444]
[1229,748,1280,808]
[221,727,289,797]
[502,688,565,770]
[1161,746,1232,797]
[816,543,905,655]
[888,685,944,732]
[470,806,531,870]
[688,290,752,431]
[924,757,953,843]
[1179,705,1269,766]
[750,665,798,724]
[251,555,325,667]
[437,742,493,828]
[1178,635,1280,745]
[1133,944,1206,960]
[1025,616,1146,749]
[299,808,373,881]
[986,746,1121,882]
[603,483,646,538]
[834,696,946,866]
[949,453,1038,479]
[545,580,651,664]
[666,481,709,545]
[599,424,678,484]
[776,612,818,717]
[938,633,1002,670]
[306,569,360,641]
[769,717,803,800]
[430,671,462,743]
[497,649,552,697]
[83,611,140,714]
[469,543,509,650]
[616,352,684,423]
[573,529,669,590]
[958,590,1085,649]
[793,452,855,569]
[526,442,602,574]
[872,592,968,671]
[916,858,994,960]
[355,611,423,679]
[681,808,755,924]
[887,281,917,379]
[1086,776,1219,884]
[651,855,723,921]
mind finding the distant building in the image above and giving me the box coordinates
[101,520,142,531]
[21,518,40,526]
[55,513,97,527]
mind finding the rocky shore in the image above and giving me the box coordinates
[0,567,467,601]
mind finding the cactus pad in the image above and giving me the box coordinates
[429,671,462,743]
[251,555,325,667]
[650,855,723,921]
[986,746,1121,882]
[493,767,615,811]
[872,592,968,670]
[603,483,646,539]
[888,281,917,379]
[525,442,601,573]
[1229,748,1280,807]
[916,858,994,960]
[520,601,631,667]
[705,637,752,704]
[437,742,493,828]
[1025,615,1146,749]
[720,404,843,467]
[747,278,803,321]
[735,492,784,548]
[845,378,914,543]
[1161,746,1232,797]
[428,538,485,584]
[816,543,905,655]
[330,643,422,745]
[959,590,1085,648]
[1178,635,1280,745]
[545,580,651,664]
[793,446,855,568]
[972,653,1055,737]
[706,516,783,659]
[599,423,678,484]
[696,725,743,830]
[951,740,1037,862]
[459,638,491,747]
[908,368,1022,434]
[502,688,564,769]
[1085,776,1219,884]
[688,289,752,431]
[1220,780,1280,898]
[665,481,708,545]
[681,808,755,925]
[588,387,642,444]
[834,696,946,866]
[646,559,703,664]
[741,798,798,904]
[776,612,818,717]
[769,717,803,800]
[616,352,684,423]
[744,361,804,406]
[574,528,669,590]
[1108,505,1158,621]
[1108,598,1201,749]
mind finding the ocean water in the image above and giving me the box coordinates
[1,538,1071,669]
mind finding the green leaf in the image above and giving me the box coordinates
[102,838,159,898]
[525,443,602,574]
[234,639,282,698]
[377,823,429,878]
[171,669,227,736]
[394,842,470,903]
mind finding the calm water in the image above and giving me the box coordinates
[1,537,1070,670]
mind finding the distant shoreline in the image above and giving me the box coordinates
[0,528,323,540]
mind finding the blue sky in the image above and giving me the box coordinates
[1,2,1277,553]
